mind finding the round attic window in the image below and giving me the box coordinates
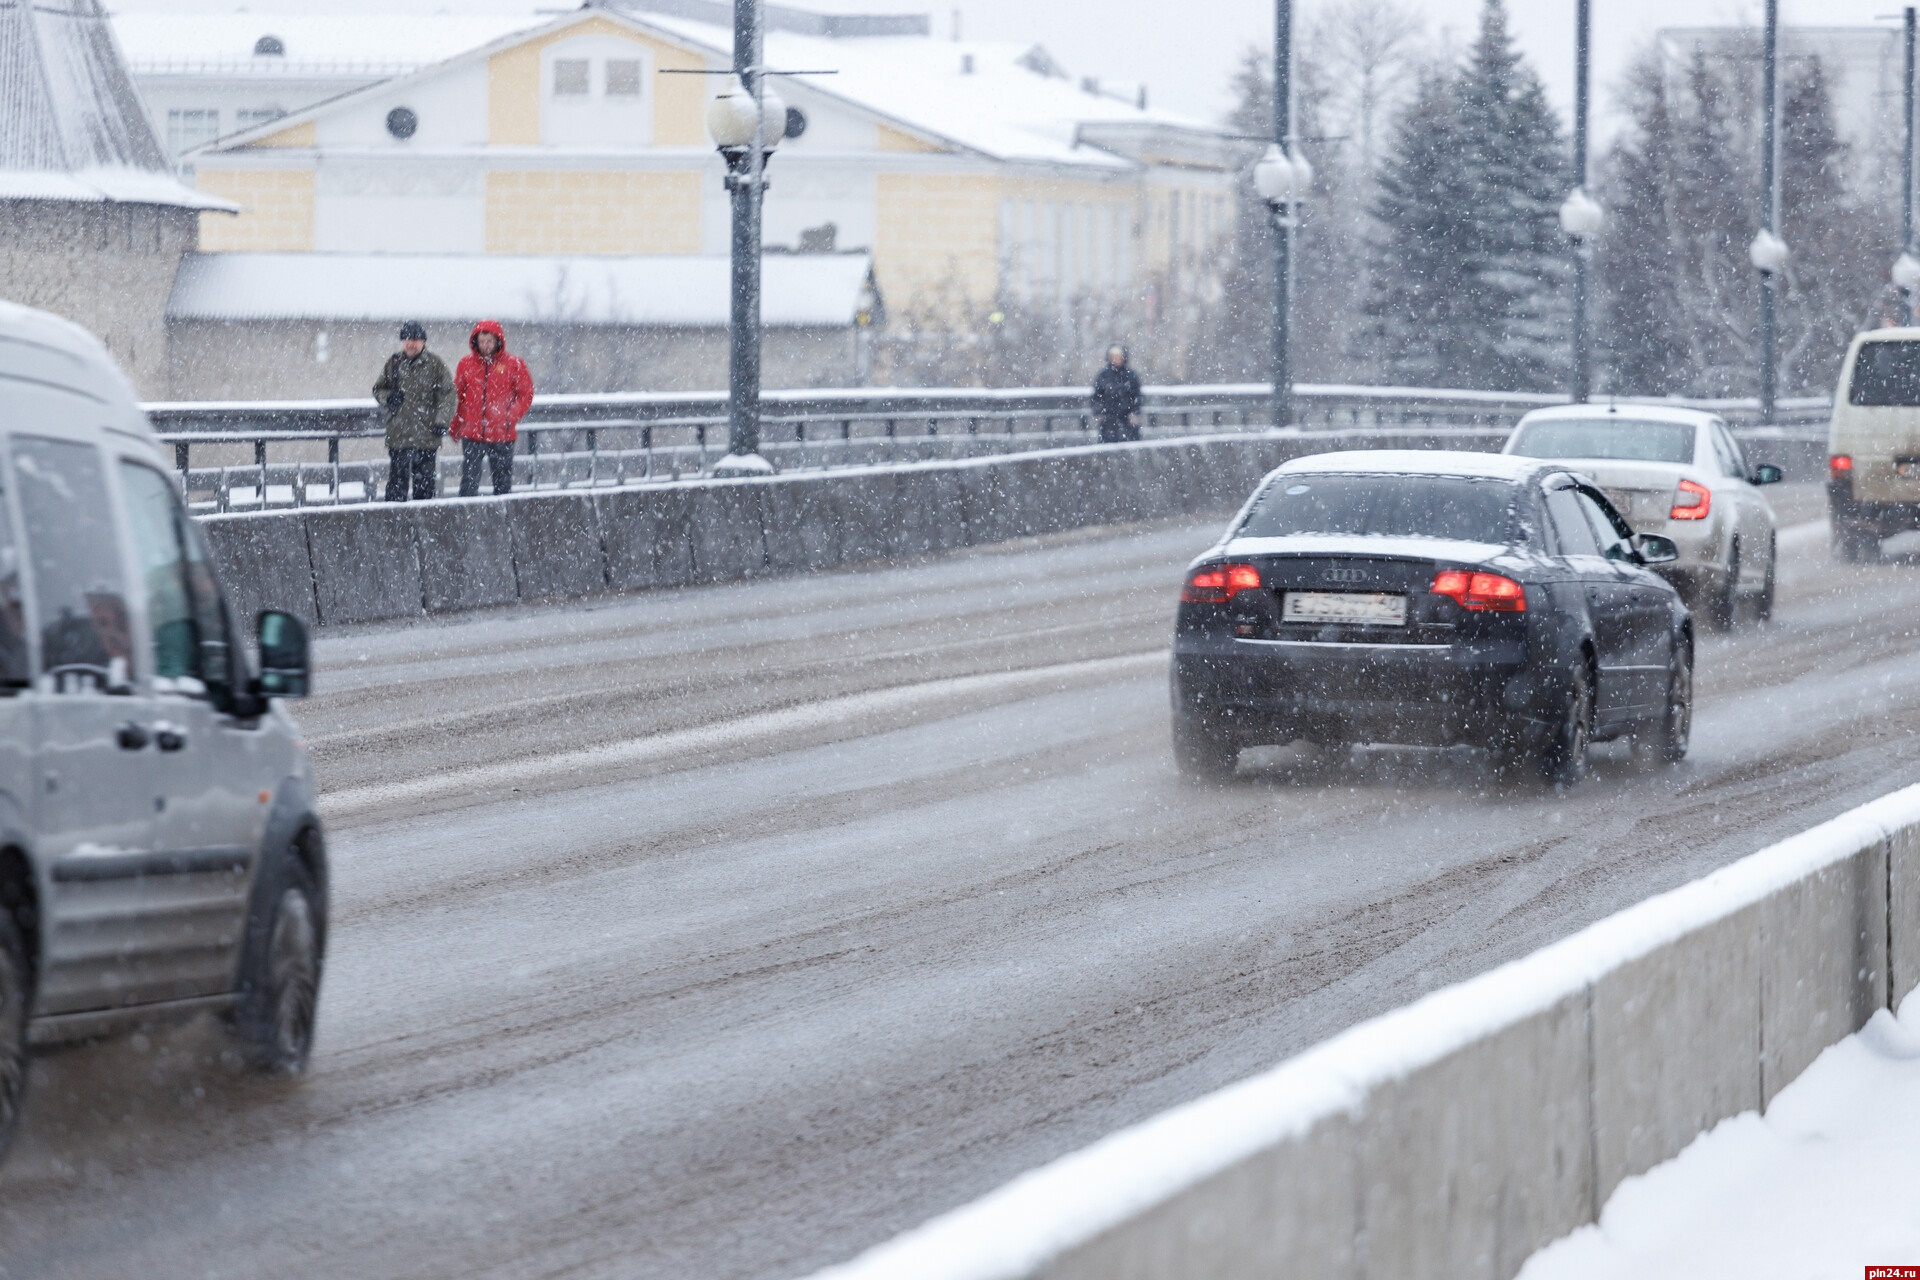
[253,34,285,56]
[784,107,807,140]
[386,107,418,140]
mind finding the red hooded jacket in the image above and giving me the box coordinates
[449,319,535,444]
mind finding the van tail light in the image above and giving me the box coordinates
[1830,454,1854,477]
[1670,478,1712,520]
[1181,562,1261,604]
[1431,569,1526,612]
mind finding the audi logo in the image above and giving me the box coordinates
[1325,568,1369,583]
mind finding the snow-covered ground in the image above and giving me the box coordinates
[1521,995,1920,1279]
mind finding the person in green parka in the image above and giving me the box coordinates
[373,320,457,501]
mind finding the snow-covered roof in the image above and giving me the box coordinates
[619,6,1225,168]
[166,252,873,328]
[111,12,551,80]
[0,0,232,209]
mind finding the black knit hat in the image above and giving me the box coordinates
[399,320,427,341]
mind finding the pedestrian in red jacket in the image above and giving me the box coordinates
[449,319,534,496]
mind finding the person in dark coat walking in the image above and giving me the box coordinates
[1091,344,1143,443]
[449,319,535,496]
[373,320,456,501]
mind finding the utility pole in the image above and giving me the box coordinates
[1272,0,1292,428]
[1759,0,1780,424]
[720,0,770,472]
[1571,0,1591,402]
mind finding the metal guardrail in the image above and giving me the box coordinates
[144,384,1832,514]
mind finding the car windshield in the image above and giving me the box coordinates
[1239,474,1517,543]
[1507,418,1696,464]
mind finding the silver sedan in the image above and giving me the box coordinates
[1502,405,1782,628]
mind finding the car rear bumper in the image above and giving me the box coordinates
[1172,637,1542,747]
[1829,479,1920,533]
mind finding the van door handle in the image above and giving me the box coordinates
[116,722,150,750]
[154,724,188,752]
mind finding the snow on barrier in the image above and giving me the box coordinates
[802,790,1920,1280]
[198,428,1509,628]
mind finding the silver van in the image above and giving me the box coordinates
[0,302,321,1160]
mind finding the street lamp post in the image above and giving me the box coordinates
[1262,0,1302,428]
[1752,0,1784,425]
[1899,7,1918,325]
[706,0,784,475]
[1562,0,1600,403]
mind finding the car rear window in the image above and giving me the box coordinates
[1507,419,1696,464]
[1239,474,1517,544]
[1849,341,1920,407]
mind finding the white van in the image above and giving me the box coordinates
[1828,327,1920,561]
[0,302,322,1161]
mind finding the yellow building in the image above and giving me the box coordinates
[170,2,1238,396]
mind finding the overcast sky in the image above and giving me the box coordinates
[116,0,1908,134]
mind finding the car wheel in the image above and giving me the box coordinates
[1635,644,1693,765]
[0,905,26,1163]
[1172,707,1239,782]
[1540,662,1594,788]
[230,857,321,1074]
[1756,532,1776,623]
[1709,540,1740,631]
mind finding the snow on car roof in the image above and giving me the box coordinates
[1275,450,1553,482]
[1515,403,1719,428]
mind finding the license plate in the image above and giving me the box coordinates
[1282,591,1407,626]
[1604,489,1633,517]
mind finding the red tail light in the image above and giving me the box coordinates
[1431,569,1527,612]
[1830,454,1854,476]
[1670,478,1711,520]
[1181,562,1262,604]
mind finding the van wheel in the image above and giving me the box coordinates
[230,858,321,1075]
[0,905,27,1163]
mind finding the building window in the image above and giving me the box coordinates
[553,59,589,96]
[605,59,642,97]
[166,109,220,153]
[236,108,286,130]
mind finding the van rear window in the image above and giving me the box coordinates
[1849,341,1920,406]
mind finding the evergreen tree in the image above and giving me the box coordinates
[1366,0,1569,391]
[1597,45,1883,397]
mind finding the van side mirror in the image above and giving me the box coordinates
[1750,464,1783,485]
[256,611,310,699]
[1635,533,1680,565]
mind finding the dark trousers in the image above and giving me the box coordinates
[1096,415,1139,444]
[459,439,514,496]
[385,448,438,501]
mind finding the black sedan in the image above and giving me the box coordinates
[1170,451,1693,785]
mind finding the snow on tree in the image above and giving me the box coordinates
[1366,0,1570,393]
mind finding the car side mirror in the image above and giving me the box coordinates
[1634,533,1680,565]
[256,610,310,699]
[1749,464,1783,485]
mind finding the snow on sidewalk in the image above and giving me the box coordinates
[1520,997,1920,1279]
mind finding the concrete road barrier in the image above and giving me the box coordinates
[200,510,317,629]
[306,505,423,625]
[206,430,1544,630]
[804,790,1920,1280]
[412,500,517,614]
[508,492,608,601]
[597,485,696,591]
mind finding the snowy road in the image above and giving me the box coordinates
[7,484,1920,1280]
